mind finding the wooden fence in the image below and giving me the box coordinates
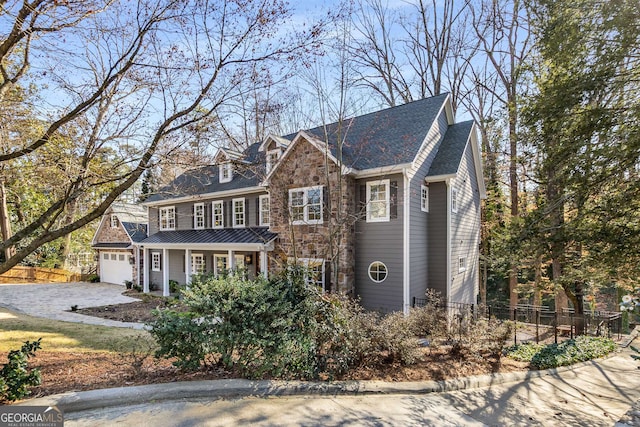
[0,266,83,284]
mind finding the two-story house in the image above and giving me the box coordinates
[140,93,485,312]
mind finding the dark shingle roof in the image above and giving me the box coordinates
[140,227,277,245]
[294,94,449,170]
[426,121,473,177]
[123,222,148,243]
[145,143,263,203]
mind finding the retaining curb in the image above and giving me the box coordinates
[16,355,611,414]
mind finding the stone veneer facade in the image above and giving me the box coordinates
[267,136,356,293]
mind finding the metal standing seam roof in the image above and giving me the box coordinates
[91,242,132,249]
[139,227,277,246]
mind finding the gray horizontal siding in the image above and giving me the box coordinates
[427,182,448,299]
[355,173,404,312]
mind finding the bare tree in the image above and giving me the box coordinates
[0,0,323,273]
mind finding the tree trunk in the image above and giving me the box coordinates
[0,179,15,262]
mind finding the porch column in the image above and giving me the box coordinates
[185,249,192,287]
[261,250,268,279]
[162,248,169,297]
[228,249,235,272]
[143,247,149,293]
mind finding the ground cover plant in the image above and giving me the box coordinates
[505,336,617,369]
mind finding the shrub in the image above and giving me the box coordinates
[0,339,42,402]
[506,336,616,369]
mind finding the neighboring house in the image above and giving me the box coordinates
[91,203,148,286]
[140,94,486,312]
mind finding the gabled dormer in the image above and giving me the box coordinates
[259,134,290,174]
[214,147,246,183]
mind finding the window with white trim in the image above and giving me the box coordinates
[212,201,224,228]
[152,252,161,271]
[458,256,466,273]
[289,186,323,225]
[110,214,119,228]
[191,253,205,274]
[159,206,175,230]
[233,198,245,228]
[368,261,388,283]
[366,180,390,222]
[421,185,429,213]
[259,195,270,226]
[193,203,205,229]
[290,258,326,291]
[219,162,233,183]
[214,254,228,276]
[451,187,458,213]
[266,149,281,174]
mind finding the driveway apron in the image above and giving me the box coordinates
[0,282,144,329]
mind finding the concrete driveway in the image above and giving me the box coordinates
[0,282,144,329]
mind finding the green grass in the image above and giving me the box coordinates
[0,308,155,354]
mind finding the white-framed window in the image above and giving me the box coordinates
[193,203,205,229]
[266,149,281,174]
[151,252,161,271]
[421,185,429,213]
[214,254,228,276]
[110,214,119,228]
[191,253,205,274]
[259,195,270,226]
[103,253,108,260]
[219,162,233,183]
[458,256,466,273]
[290,258,325,291]
[212,201,224,228]
[368,261,388,283]
[451,187,458,213]
[233,198,245,228]
[234,254,245,270]
[159,206,176,230]
[288,186,323,225]
[366,179,390,222]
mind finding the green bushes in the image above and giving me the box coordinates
[505,336,616,369]
[0,339,42,402]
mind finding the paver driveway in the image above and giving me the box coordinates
[0,282,144,328]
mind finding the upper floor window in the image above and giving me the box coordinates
[421,185,429,213]
[193,203,205,229]
[289,186,323,225]
[212,201,224,229]
[259,195,270,226]
[159,206,175,230]
[233,198,245,228]
[366,180,390,222]
[110,214,119,228]
[451,187,458,213]
[266,149,281,174]
[219,162,233,183]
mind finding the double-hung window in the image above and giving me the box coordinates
[290,258,326,291]
[212,201,224,228]
[191,253,205,274]
[110,214,119,228]
[193,203,205,229]
[259,195,270,226]
[219,162,233,183]
[289,186,323,225]
[151,252,161,271]
[366,180,390,222]
[233,198,245,228]
[266,149,280,174]
[159,206,175,230]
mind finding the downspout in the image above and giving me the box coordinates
[446,178,452,304]
[403,169,411,315]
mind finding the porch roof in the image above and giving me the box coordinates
[139,227,277,250]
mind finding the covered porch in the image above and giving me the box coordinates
[139,228,277,296]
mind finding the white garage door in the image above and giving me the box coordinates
[100,252,132,285]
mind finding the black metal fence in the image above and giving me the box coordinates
[412,297,623,344]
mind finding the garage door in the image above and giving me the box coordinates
[100,252,132,285]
